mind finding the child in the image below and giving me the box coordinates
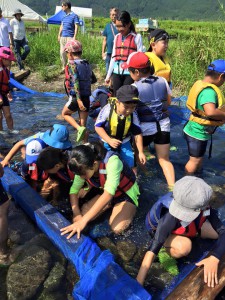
[0,163,11,265]
[0,47,17,132]
[95,85,146,170]
[105,11,143,95]
[60,142,140,238]
[184,59,225,174]
[89,85,111,120]
[123,52,175,189]
[137,176,225,288]
[62,39,96,143]
[145,29,171,85]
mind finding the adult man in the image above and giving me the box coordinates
[0,7,13,49]
[10,9,30,70]
[102,7,119,73]
[58,1,79,69]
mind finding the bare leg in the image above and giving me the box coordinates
[79,111,89,143]
[164,234,192,258]
[62,106,80,130]
[81,194,111,218]
[201,221,218,239]
[109,201,136,234]
[155,143,175,187]
[2,106,13,130]
[185,156,203,175]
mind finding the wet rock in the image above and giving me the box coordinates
[43,262,66,292]
[133,245,148,265]
[210,185,225,208]
[116,240,137,262]
[7,245,52,300]
[97,237,118,258]
[0,268,7,300]
[66,262,80,295]
[122,262,139,278]
[37,289,67,300]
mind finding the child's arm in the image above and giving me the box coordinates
[134,134,146,165]
[203,103,225,121]
[95,126,122,149]
[1,140,25,167]
[137,251,156,285]
[70,193,82,222]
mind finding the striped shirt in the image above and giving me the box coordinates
[61,12,79,37]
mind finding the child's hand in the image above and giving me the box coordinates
[196,255,219,287]
[77,99,87,111]
[109,138,122,149]
[1,159,9,168]
[72,214,83,223]
[7,92,13,102]
[60,218,87,239]
[139,152,146,165]
[105,78,110,85]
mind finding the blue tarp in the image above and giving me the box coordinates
[47,10,66,25]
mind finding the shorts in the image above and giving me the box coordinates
[0,180,9,205]
[66,95,90,112]
[104,140,134,168]
[0,95,9,107]
[111,193,135,206]
[184,132,208,158]
[143,131,170,147]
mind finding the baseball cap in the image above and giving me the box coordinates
[25,138,47,164]
[121,52,150,70]
[148,29,169,51]
[208,59,225,74]
[42,124,72,150]
[63,40,82,53]
[0,47,16,61]
[169,176,212,223]
[116,85,139,103]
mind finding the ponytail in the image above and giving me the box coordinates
[117,11,135,33]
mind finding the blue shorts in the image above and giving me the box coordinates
[184,132,208,158]
[104,140,134,168]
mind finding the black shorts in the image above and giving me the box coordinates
[111,193,136,206]
[143,131,170,147]
[0,180,9,205]
[66,95,90,112]
[184,132,208,157]
[0,95,9,107]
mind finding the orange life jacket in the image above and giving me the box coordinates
[113,33,137,61]
[28,163,48,181]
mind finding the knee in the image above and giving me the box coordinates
[173,238,192,258]
[4,112,12,120]
[110,219,131,235]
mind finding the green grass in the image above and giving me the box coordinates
[24,19,225,94]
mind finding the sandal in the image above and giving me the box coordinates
[76,126,86,143]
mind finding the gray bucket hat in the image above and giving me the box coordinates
[13,9,24,16]
[169,176,212,222]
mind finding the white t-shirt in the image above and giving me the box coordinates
[10,18,26,40]
[0,17,12,47]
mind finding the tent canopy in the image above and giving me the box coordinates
[0,0,46,23]
[47,6,92,25]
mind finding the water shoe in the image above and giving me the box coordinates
[76,126,86,143]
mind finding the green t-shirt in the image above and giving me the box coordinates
[184,87,218,140]
[69,155,140,206]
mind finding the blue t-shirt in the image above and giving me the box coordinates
[103,22,118,54]
[61,12,79,37]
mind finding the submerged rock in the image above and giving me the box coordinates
[97,237,118,258]
[43,262,66,292]
[66,262,80,295]
[116,240,137,262]
[7,245,52,300]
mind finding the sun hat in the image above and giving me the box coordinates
[121,52,150,70]
[63,40,82,53]
[208,59,225,74]
[0,47,16,61]
[169,176,213,223]
[25,138,47,164]
[42,124,72,150]
[148,29,169,51]
[13,9,24,16]
[116,85,139,103]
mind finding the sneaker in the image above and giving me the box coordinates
[76,126,86,143]
[8,129,19,134]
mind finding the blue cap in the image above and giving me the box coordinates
[42,124,72,150]
[208,59,225,74]
[25,138,47,164]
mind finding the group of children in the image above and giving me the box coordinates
[1,14,225,290]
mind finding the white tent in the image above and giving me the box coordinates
[0,0,46,23]
[55,6,92,18]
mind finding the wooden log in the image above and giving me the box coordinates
[14,69,30,82]
[166,253,225,300]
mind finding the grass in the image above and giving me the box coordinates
[24,19,225,95]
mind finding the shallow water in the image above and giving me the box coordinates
[1,93,225,299]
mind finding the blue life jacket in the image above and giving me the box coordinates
[75,59,92,96]
[89,86,110,118]
[135,76,169,122]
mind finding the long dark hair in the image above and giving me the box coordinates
[68,142,106,176]
[117,11,135,33]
